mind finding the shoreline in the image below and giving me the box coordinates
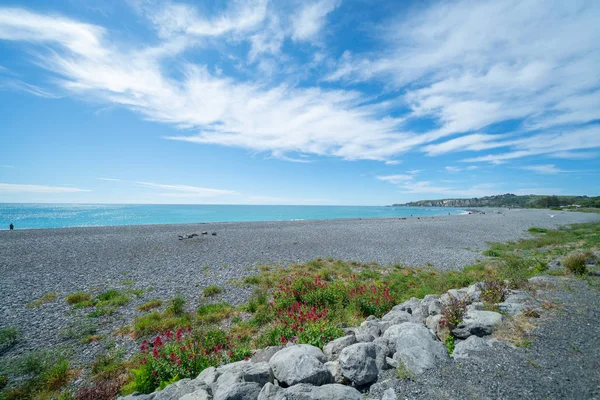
[0,213,467,232]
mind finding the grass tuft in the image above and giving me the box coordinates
[66,292,91,305]
[0,327,19,348]
[27,292,58,308]
[137,299,162,312]
[202,285,223,298]
[562,251,590,275]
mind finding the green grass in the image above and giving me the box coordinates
[66,292,91,305]
[197,303,237,324]
[0,327,19,348]
[202,285,223,297]
[2,349,73,398]
[132,311,192,337]
[562,251,591,275]
[527,226,549,234]
[27,292,58,308]
[137,299,163,311]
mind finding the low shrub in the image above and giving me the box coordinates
[124,328,252,394]
[8,349,73,397]
[562,251,589,275]
[167,295,186,316]
[96,289,130,307]
[66,292,91,305]
[202,285,223,297]
[527,227,549,234]
[480,279,507,306]
[440,294,468,327]
[0,327,19,348]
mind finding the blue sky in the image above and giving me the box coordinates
[0,0,599,205]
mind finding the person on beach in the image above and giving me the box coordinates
[9,223,14,230]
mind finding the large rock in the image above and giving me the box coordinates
[180,387,211,400]
[338,342,379,385]
[258,383,362,400]
[252,346,284,363]
[452,310,503,339]
[241,362,273,386]
[146,378,207,400]
[269,345,332,387]
[324,361,346,384]
[466,284,482,302]
[197,366,219,386]
[388,323,449,375]
[452,336,490,359]
[383,298,425,323]
[213,381,262,400]
[323,335,356,361]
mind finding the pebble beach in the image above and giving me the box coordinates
[1,208,599,378]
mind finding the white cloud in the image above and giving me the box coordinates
[462,125,600,164]
[376,174,415,185]
[0,165,14,168]
[97,177,121,181]
[444,165,479,173]
[135,181,237,197]
[328,0,600,159]
[445,166,461,173]
[519,164,565,174]
[398,181,497,198]
[291,0,340,42]
[138,0,268,38]
[0,183,90,193]
[1,1,599,166]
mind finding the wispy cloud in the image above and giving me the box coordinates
[0,165,14,168]
[0,183,90,193]
[376,170,420,185]
[135,181,236,197]
[97,177,121,181]
[328,0,600,160]
[445,165,478,173]
[519,164,566,174]
[0,1,599,167]
[290,0,340,41]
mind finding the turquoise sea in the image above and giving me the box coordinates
[0,204,465,230]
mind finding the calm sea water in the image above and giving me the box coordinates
[0,204,465,230]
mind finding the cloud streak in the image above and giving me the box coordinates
[0,183,90,193]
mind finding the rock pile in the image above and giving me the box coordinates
[121,280,541,400]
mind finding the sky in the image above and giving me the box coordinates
[0,0,599,205]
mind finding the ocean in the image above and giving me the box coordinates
[0,204,465,230]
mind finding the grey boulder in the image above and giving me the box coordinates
[388,323,449,375]
[269,345,332,387]
[323,335,356,361]
[179,387,211,400]
[452,310,503,339]
[213,382,262,400]
[338,342,379,385]
[258,383,362,400]
[452,335,490,359]
[252,346,284,363]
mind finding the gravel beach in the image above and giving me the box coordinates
[1,208,599,384]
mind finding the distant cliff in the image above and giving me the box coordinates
[393,193,600,208]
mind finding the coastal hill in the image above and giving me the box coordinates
[394,193,600,208]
